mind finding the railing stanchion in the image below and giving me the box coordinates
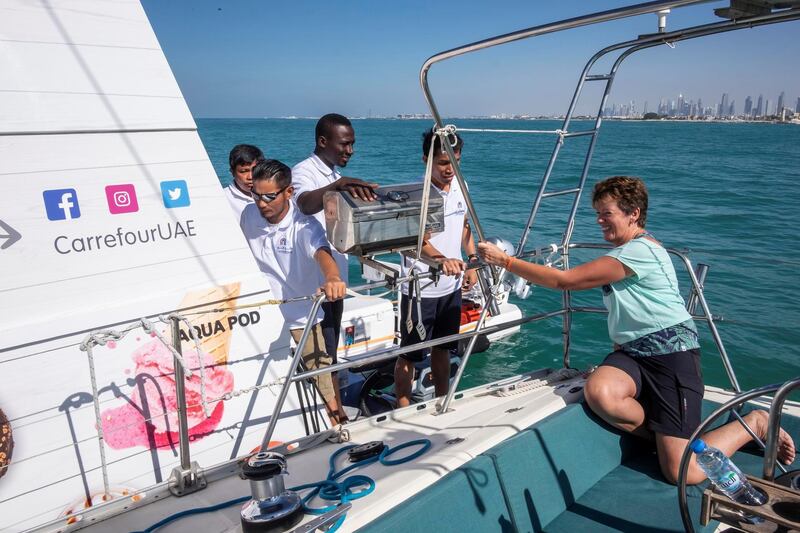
[171,316,192,472]
[260,294,327,451]
[439,288,495,413]
[763,377,800,480]
[686,263,709,315]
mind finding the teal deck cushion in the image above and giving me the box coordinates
[543,452,712,532]
[358,398,800,533]
[484,403,639,531]
[541,401,800,532]
[354,455,514,533]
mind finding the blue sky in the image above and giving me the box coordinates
[141,0,800,118]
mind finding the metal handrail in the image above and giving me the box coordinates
[260,294,327,450]
[283,308,567,384]
[439,287,496,413]
[419,0,713,123]
[416,0,800,387]
[763,376,800,480]
[677,381,795,533]
[418,1,714,280]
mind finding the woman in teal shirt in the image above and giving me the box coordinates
[478,176,794,484]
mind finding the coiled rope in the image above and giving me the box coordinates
[135,438,432,533]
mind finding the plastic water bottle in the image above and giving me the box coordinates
[690,439,766,506]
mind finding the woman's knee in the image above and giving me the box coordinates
[584,370,633,409]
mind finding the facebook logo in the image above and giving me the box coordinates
[43,189,81,221]
[160,180,190,208]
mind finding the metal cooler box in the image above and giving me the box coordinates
[323,182,445,255]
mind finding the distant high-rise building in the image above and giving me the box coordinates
[796,96,800,114]
[777,91,785,114]
[643,101,648,115]
[765,99,773,116]
[744,96,753,116]
[755,94,764,117]
[677,94,684,116]
[728,100,735,116]
[719,93,729,117]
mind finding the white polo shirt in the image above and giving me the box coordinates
[400,176,468,298]
[240,202,330,329]
[224,182,253,226]
[292,154,349,281]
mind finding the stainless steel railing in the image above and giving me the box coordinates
[677,380,798,533]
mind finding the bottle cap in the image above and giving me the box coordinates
[689,439,707,453]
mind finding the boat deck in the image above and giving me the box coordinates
[73,369,585,532]
[67,373,795,533]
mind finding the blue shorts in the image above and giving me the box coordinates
[399,290,462,362]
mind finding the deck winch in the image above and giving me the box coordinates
[324,182,444,256]
[239,452,304,533]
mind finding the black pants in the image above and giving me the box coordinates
[320,299,343,363]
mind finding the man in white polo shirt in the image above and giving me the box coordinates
[240,159,347,425]
[292,113,377,414]
[224,144,263,224]
[394,130,478,408]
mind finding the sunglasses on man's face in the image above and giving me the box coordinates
[251,186,288,203]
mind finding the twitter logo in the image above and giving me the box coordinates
[160,180,190,208]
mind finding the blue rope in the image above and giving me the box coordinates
[379,438,431,466]
[131,495,250,533]
[136,438,431,533]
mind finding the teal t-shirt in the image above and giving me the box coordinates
[603,237,694,346]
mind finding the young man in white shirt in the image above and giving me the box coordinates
[224,144,263,224]
[394,130,478,408]
[292,114,378,417]
[240,159,347,425]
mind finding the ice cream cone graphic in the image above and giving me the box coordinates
[177,283,241,365]
[98,283,240,451]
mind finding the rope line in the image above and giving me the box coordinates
[134,439,432,533]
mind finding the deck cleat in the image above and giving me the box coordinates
[240,452,303,533]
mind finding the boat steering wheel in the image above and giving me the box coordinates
[677,380,798,532]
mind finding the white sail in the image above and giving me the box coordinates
[0,2,316,530]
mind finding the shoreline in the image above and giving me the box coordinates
[197,116,799,125]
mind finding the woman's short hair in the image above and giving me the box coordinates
[592,176,648,228]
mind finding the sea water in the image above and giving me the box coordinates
[197,118,800,391]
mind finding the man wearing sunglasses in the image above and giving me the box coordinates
[240,159,348,425]
[292,113,378,422]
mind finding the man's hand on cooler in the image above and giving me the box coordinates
[336,177,379,202]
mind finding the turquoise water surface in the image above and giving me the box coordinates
[197,118,800,392]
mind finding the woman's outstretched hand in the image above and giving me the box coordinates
[477,241,510,267]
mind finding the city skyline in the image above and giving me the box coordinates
[603,89,799,119]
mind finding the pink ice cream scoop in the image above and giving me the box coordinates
[101,340,234,450]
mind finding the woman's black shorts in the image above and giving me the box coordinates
[600,348,703,439]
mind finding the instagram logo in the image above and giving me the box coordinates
[105,184,139,214]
